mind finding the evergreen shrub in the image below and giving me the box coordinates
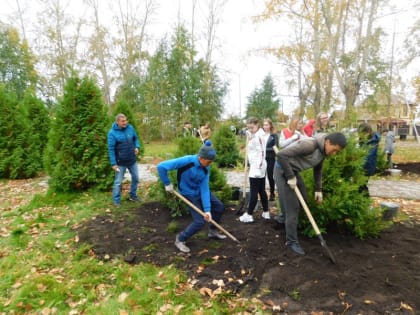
[301,135,388,239]
[44,75,113,192]
[212,124,239,168]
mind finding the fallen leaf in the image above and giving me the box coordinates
[118,292,129,303]
[399,302,414,312]
[199,287,213,297]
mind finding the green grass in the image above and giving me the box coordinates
[0,189,266,314]
[143,140,178,160]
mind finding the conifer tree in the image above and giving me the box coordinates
[0,85,19,178]
[9,92,50,178]
[44,74,112,192]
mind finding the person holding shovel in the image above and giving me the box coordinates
[274,132,347,255]
[157,140,226,253]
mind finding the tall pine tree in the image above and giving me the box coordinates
[44,74,112,192]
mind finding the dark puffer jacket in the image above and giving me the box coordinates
[107,122,140,167]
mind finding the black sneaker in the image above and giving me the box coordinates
[129,196,140,202]
[287,242,305,256]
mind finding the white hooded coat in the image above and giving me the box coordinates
[247,128,267,178]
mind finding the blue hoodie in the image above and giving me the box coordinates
[157,155,212,212]
[107,122,140,167]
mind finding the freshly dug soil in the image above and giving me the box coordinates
[76,199,420,314]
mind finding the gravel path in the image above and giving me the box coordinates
[136,164,420,200]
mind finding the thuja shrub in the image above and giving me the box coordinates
[9,92,50,178]
[44,74,113,192]
[160,136,231,217]
[301,136,387,239]
[212,124,239,168]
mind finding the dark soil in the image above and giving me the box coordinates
[77,198,420,314]
[394,162,420,175]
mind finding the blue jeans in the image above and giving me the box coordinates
[178,192,224,242]
[112,162,139,204]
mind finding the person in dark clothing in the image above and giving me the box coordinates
[263,118,278,201]
[107,113,141,207]
[358,123,381,195]
[274,132,347,256]
[157,140,226,253]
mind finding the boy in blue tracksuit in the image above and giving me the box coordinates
[107,113,141,206]
[157,140,226,253]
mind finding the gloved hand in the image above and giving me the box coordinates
[273,145,279,154]
[165,184,174,193]
[385,150,389,154]
[291,134,299,141]
[287,177,297,190]
[204,212,212,222]
[314,191,323,203]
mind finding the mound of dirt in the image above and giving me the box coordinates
[76,200,420,313]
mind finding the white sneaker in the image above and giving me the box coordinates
[239,212,254,223]
[262,211,270,220]
[175,234,190,253]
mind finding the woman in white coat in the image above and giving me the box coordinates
[239,117,270,223]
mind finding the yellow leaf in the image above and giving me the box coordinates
[119,310,129,315]
[400,302,414,312]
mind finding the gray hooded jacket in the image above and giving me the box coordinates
[277,134,327,191]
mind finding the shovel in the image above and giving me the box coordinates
[236,134,249,215]
[294,186,337,264]
[172,190,240,243]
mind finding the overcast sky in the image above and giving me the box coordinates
[1,0,418,117]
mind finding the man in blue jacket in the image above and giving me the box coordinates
[107,113,141,207]
[157,140,226,253]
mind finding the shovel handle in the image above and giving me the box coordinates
[172,190,240,243]
[294,187,336,264]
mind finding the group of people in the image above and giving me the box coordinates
[237,113,346,255]
[106,112,394,257]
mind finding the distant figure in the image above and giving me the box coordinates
[383,129,396,169]
[315,112,330,134]
[199,122,212,143]
[279,116,303,149]
[182,122,194,137]
[358,123,381,195]
[107,113,141,207]
[302,118,316,137]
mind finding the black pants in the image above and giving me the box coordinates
[247,177,268,214]
[266,157,276,196]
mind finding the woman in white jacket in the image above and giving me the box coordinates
[240,117,270,223]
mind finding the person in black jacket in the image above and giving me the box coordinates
[263,118,278,201]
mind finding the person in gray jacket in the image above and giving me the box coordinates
[274,132,347,255]
[383,129,395,169]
